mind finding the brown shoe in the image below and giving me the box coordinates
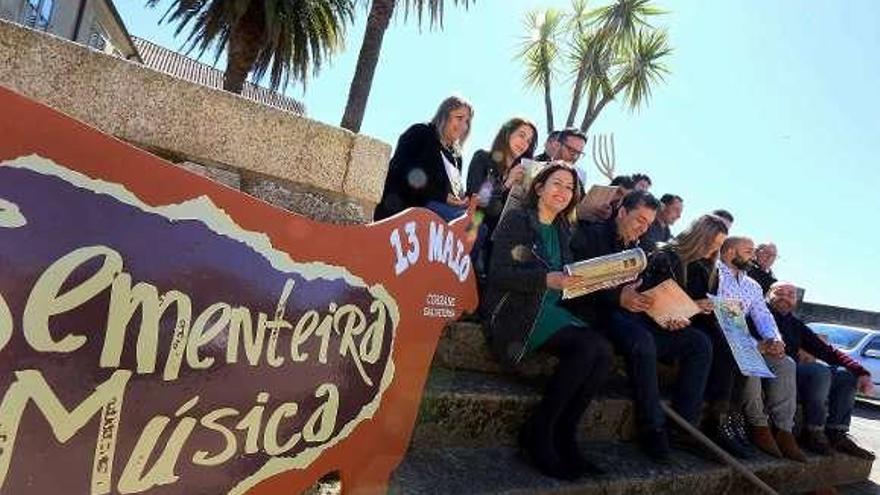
[750,425,783,458]
[775,430,808,463]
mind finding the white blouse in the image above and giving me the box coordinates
[441,150,464,199]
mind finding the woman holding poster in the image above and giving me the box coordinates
[482,164,613,480]
[640,214,755,458]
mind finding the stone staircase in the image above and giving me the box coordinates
[386,322,874,494]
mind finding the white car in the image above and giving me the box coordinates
[807,322,880,398]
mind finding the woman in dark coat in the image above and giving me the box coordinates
[465,117,538,233]
[482,163,613,480]
[374,96,473,221]
[465,118,538,278]
[640,214,753,457]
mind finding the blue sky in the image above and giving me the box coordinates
[117,1,880,312]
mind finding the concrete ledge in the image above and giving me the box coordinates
[797,302,880,329]
[0,19,390,207]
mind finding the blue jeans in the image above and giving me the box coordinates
[425,200,466,221]
[605,310,713,431]
[797,362,858,431]
[425,200,488,271]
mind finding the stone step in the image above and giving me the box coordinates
[434,322,678,387]
[411,369,637,449]
[433,322,545,375]
[390,441,873,495]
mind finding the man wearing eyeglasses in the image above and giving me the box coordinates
[534,128,587,165]
[556,128,587,164]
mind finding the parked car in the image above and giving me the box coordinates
[807,322,880,398]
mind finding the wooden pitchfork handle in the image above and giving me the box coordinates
[661,403,779,495]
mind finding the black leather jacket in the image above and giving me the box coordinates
[481,207,573,366]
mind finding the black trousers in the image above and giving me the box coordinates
[696,323,738,410]
[530,326,614,441]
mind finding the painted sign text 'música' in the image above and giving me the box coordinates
[0,244,395,493]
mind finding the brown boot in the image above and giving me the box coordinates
[750,425,783,458]
[775,430,808,463]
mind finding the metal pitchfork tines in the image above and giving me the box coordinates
[592,133,616,181]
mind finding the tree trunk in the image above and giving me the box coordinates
[543,68,554,135]
[223,2,266,94]
[579,96,609,134]
[340,0,396,133]
[579,79,627,133]
[565,65,588,128]
[579,89,599,133]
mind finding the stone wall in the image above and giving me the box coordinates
[796,302,880,329]
[0,19,390,223]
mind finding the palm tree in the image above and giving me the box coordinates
[579,28,670,132]
[573,0,667,132]
[519,0,670,135]
[147,0,355,94]
[518,8,565,135]
[340,0,473,133]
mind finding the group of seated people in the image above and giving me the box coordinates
[374,96,875,481]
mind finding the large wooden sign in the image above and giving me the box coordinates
[0,87,477,494]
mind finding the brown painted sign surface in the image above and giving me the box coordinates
[0,86,477,494]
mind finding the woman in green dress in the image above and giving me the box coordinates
[482,163,614,480]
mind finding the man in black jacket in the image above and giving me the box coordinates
[768,282,875,459]
[567,191,713,461]
[534,129,586,165]
[639,193,683,254]
[534,130,562,162]
[748,243,778,295]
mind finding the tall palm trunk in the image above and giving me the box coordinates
[223,2,266,94]
[341,0,396,133]
[543,72,554,134]
[541,44,554,134]
[565,65,588,128]
[579,78,626,132]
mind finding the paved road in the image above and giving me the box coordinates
[838,401,880,494]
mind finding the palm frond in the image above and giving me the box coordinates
[517,8,564,90]
[398,0,474,30]
[589,0,665,46]
[566,0,591,34]
[617,28,671,109]
[145,0,355,90]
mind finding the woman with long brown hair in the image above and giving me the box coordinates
[466,117,538,230]
[641,214,753,458]
[465,118,538,280]
[374,96,474,221]
[483,163,613,480]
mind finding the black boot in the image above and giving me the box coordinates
[669,424,710,458]
[709,416,754,459]
[554,421,606,476]
[729,411,757,456]
[639,428,672,463]
[519,416,578,480]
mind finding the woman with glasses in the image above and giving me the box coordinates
[483,163,613,480]
[374,96,474,221]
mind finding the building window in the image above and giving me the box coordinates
[22,0,53,30]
